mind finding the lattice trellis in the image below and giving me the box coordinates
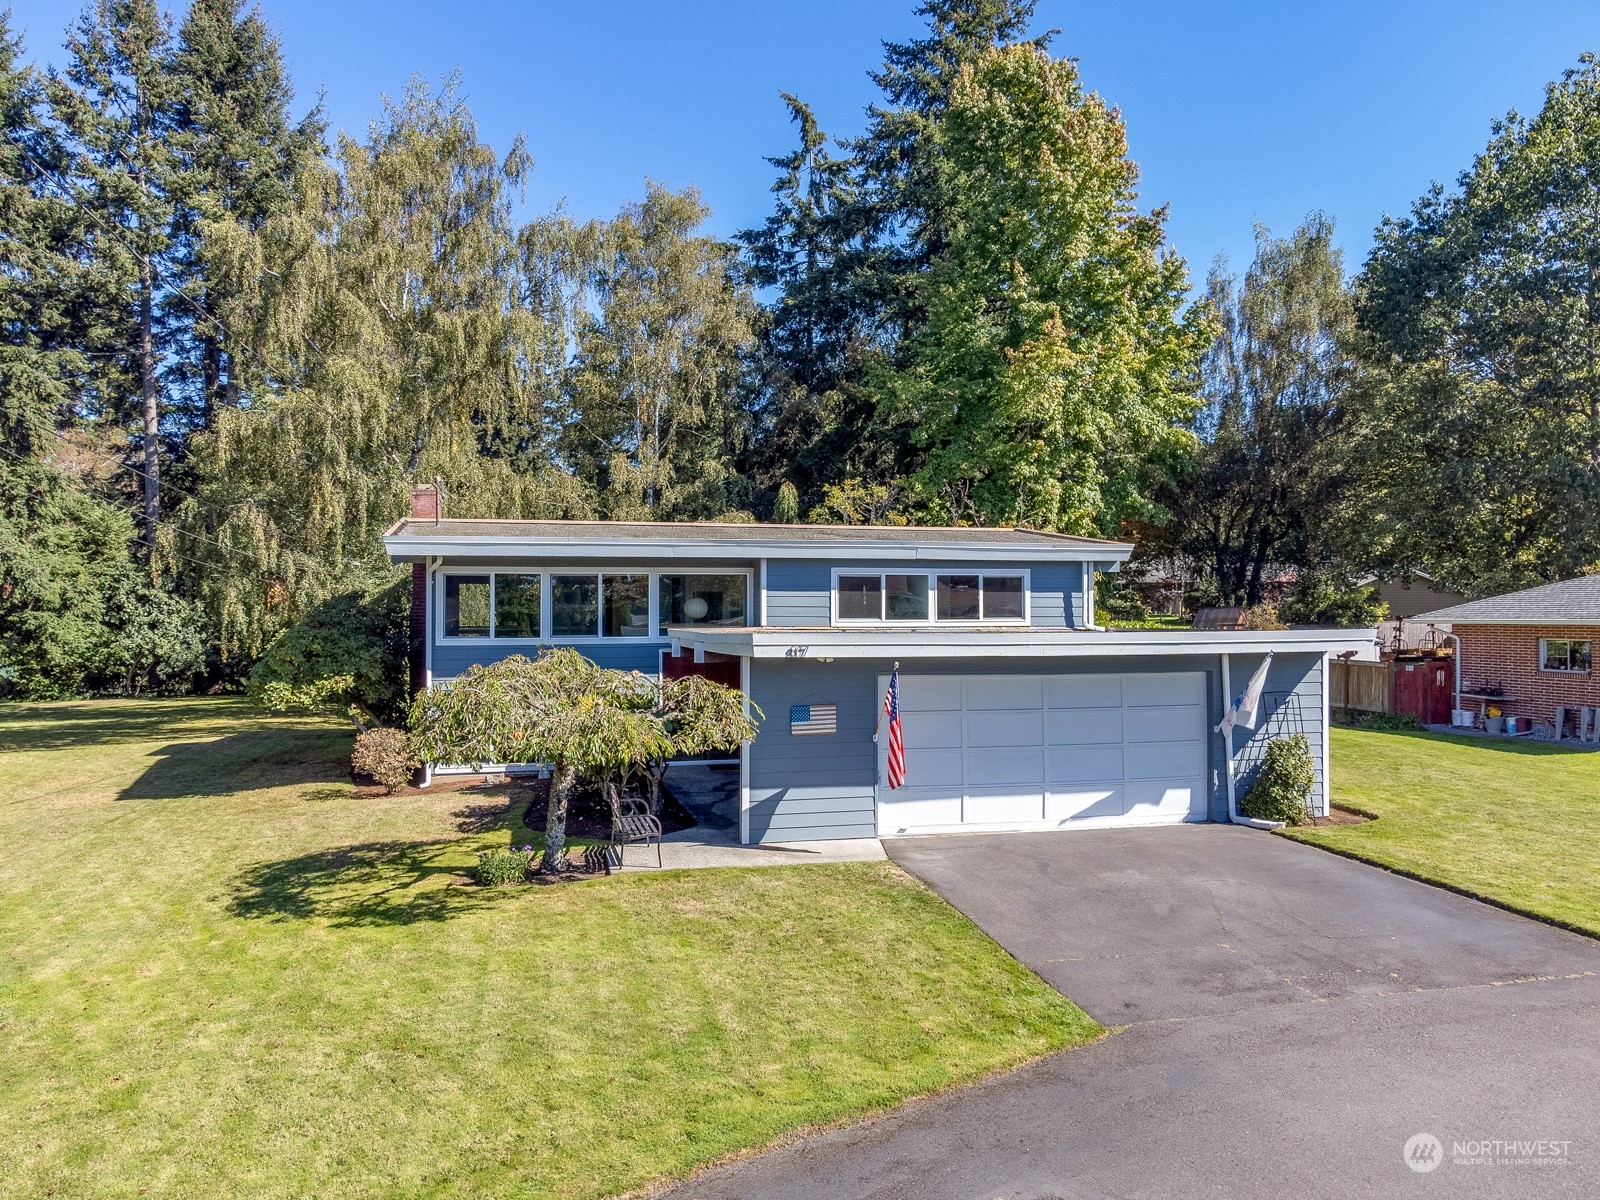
[1228,691,1310,817]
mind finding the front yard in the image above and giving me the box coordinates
[0,699,1098,1199]
[1290,726,1600,936]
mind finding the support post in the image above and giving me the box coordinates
[1221,652,1236,818]
[739,655,751,845]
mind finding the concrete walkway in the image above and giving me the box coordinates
[661,825,1600,1198]
[611,764,885,870]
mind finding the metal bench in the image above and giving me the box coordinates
[606,784,663,868]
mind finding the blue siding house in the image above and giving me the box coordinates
[385,489,1372,844]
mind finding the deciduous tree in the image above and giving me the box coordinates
[1350,55,1600,592]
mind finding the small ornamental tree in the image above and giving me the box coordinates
[409,649,673,873]
[643,674,762,814]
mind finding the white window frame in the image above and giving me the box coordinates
[829,567,1031,626]
[1539,637,1593,674]
[434,568,752,645]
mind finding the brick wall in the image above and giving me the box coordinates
[1457,624,1599,729]
[409,563,427,700]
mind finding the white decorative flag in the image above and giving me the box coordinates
[1219,654,1273,737]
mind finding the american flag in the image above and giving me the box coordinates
[883,668,906,789]
[789,702,837,736]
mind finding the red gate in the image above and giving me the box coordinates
[1392,659,1453,725]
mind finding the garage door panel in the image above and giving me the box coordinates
[1126,740,1205,780]
[1046,674,1121,709]
[878,791,961,829]
[1124,704,1207,743]
[881,670,1208,835]
[966,711,1043,748]
[1048,745,1124,783]
[1123,672,1205,707]
[965,748,1044,786]
[903,711,963,750]
[965,788,1045,823]
[1047,785,1124,822]
[1045,708,1122,746]
[901,675,963,711]
[901,748,965,788]
[966,676,1042,710]
[1124,779,1204,820]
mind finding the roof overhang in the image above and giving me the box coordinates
[666,625,1377,661]
[1416,617,1600,627]
[383,531,1131,565]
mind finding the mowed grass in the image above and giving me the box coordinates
[1288,726,1600,936]
[0,699,1098,1199]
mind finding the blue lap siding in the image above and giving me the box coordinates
[744,651,1329,842]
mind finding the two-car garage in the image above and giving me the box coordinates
[875,671,1211,836]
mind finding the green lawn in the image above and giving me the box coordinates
[0,699,1099,1199]
[1289,725,1600,936]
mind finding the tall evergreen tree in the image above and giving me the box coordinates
[48,0,180,556]
[0,11,93,455]
[740,0,1042,508]
[886,43,1209,533]
[165,0,323,438]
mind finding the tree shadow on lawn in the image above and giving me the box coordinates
[118,729,354,800]
[0,697,264,753]
[227,797,544,927]
[226,838,510,926]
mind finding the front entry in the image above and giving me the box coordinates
[876,671,1209,836]
[661,648,741,689]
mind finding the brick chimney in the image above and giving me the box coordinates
[411,481,442,522]
[407,481,441,706]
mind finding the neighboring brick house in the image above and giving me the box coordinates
[1416,577,1600,736]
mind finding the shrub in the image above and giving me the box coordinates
[1240,733,1315,825]
[1236,603,1287,631]
[476,846,536,886]
[249,576,410,726]
[1095,571,1149,622]
[1281,577,1388,627]
[351,727,414,793]
[1358,711,1423,733]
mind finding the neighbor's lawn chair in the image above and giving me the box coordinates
[605,783,663,869]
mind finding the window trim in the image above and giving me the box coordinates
[434,568,752,645]
[829,567,1031,626]
[1539,637,1593,674]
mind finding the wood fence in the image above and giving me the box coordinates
[1330,660,1392,714]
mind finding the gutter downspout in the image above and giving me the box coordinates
[1220,652,1283,830]
[1439,629,1461,723]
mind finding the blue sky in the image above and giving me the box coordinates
[9,0,1599,282]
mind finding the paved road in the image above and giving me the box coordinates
[661,825,1600,1199]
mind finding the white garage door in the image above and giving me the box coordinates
[876,672,1210,836]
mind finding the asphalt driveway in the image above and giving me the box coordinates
[662,825,1600,1199]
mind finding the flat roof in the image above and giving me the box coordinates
[384,518,1132,563]
[666,624,1377,661]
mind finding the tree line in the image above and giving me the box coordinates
[4,0,1599,698]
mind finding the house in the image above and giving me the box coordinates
[385,487,1373,843]
[1357,571,1467,657]
[1414,577,1600,736]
